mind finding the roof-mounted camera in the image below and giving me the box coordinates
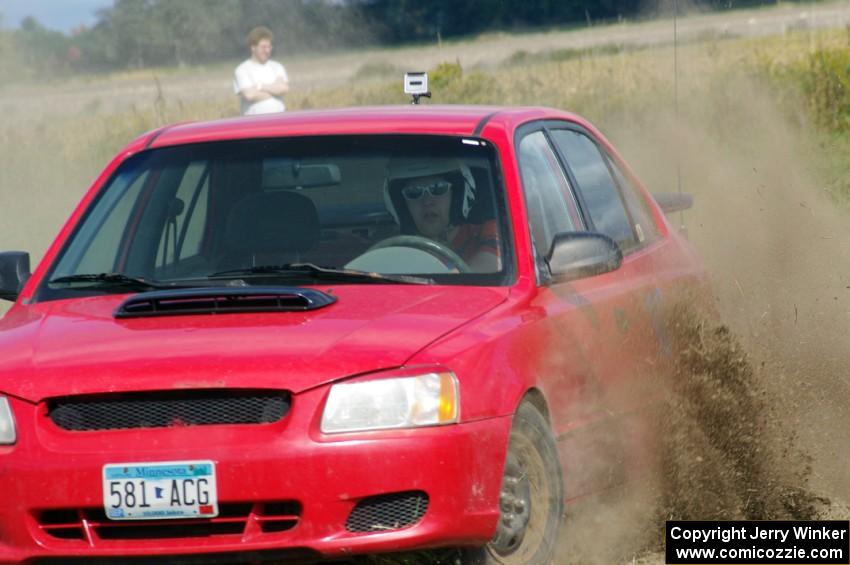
[404,72,431,105]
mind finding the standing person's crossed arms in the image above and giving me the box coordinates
[233,26,289,115]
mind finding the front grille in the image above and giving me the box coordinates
[48,390,290,431]
[345,491,429,533]
[37,502,301,543]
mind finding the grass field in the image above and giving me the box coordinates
[2,5,850,563]
[2,8,850,262]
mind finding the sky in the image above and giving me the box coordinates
[0,0,113,33]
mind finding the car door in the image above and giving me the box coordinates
[549,121,678,481]
[515,122,663,496]
[546,122,670,368]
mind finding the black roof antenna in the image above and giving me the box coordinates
[673,0,686,233]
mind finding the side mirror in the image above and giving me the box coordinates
[653,192,693,214]
[546,232,622,283]
[0,252,31,302]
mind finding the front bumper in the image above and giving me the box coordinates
[0,390,511,563]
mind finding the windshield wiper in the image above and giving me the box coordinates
[208,263,433,285]
[49,273,180,291]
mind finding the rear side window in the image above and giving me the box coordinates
[549,129,638,250]
[607,156,658,243]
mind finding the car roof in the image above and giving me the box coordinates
[144,105,586,149]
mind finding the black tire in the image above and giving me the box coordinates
[464,402,564,565]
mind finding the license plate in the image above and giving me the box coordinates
[102,460,218,520]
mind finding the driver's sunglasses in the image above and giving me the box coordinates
[401,180,452,200]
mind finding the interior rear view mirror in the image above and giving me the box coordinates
[263,160,341,189]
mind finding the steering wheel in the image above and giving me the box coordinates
[367,235,472,273]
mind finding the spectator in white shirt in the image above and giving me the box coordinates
[233,26,290,115]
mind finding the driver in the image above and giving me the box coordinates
[384,159,500,272]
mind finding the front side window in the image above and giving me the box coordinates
[39,136,512,301]
[517,131,581,262]
[549,129,638,250]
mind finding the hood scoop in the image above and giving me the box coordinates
[114,286,337,318]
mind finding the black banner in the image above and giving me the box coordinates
[666,521,849,564]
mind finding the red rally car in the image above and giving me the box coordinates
[0,105,704,563]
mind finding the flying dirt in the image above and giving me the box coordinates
[554,51,850,565]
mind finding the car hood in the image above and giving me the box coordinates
[0,285,508,402]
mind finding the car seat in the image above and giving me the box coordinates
[219,190,319,270]
[465,166,496,225]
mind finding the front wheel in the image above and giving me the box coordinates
[465,402,564,564]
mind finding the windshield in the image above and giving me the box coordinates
[38,135,512,300]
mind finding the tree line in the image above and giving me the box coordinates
[1,0,803,75]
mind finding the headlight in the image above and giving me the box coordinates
[0,397,16,445]
[321,371,459,434]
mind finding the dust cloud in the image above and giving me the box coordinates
[554,44,850,564]
[616,69,850,497]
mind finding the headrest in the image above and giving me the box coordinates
[225,191,319,255]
